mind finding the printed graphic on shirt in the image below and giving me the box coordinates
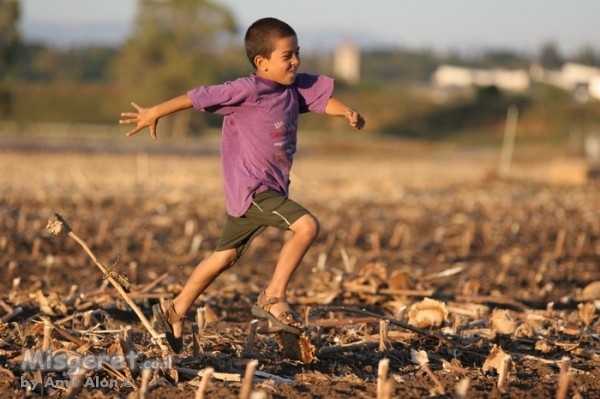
[270,118,297,173]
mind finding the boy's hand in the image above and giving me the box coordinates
[119,102,159,140]
[345,109,365,130]
[324,98,365,130]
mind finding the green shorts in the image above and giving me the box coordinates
[216,190,310,259]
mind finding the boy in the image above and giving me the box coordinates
[119,17,364,353]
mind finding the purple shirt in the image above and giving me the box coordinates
[188,73,334,216]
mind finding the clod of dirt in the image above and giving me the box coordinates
[410,349,429,365]
[482,344,512,390]
[490,309,518,335]
[276,332,316,363]
[388,270,413,290]
[577,303,596,326]
[482,344,511,373]
[534,339,554,354]
[581,281,600,301]
[408,298,448,328]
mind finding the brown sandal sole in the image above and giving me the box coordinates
[153,303,183,353]
[251,304,302,335]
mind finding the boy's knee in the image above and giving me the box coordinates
[212,249,238,270]
[293,213,320,240]
[308,214,320,238]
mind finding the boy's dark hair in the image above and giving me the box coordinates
[244,17,297,68]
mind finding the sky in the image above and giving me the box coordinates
[19,0,600,56]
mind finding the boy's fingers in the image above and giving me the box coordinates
[120,102,156,138]
[125,126,143,136]
[355,115,365,129]
[345,109,365,129]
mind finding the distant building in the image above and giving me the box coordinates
[432,62,600,101]
[589,77,600,100]
[584,133,600,163]
[562,63,600,88]
[333,42,360,85]
[432,65,530,92]
[529,62,600,101]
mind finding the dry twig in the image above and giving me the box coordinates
[377,358,391,399]
[311,306,460,347]
[46,213,169,353]
[195,367,214,399]
[240,359,258,399]
[556,357,572,399]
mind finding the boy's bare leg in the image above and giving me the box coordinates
[263,214,319,325]
[168,248,237,336]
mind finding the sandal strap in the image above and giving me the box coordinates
[256,291,303,327]
[163,299,185,324]
[257,290,286,311]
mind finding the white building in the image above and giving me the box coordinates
[432,65,530,92]
[589,77,600,100]
[529,62,600,101]
[333,42,361,85]
[433,62,600,101]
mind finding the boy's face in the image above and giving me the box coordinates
[255,35,300,86]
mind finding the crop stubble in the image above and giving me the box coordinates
[0,146,599,398]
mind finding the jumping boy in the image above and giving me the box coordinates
[119,17,365,353]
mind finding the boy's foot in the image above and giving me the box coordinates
[152,299,184,353]
[251,290,304,335]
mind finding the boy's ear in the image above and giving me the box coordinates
[254,55,268,71]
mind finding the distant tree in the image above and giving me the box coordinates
[13,44,117,82]
[113,0,238,137]
[0,0,21,116]
[572,45,598,67]
[478,49,530,69]
[0,0,19,77]
[361,47,440,83]
[538,41,563,69]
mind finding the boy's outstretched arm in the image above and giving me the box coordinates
[119,94,194,140]
[325,97,365,130]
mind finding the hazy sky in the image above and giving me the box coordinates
[20,0,599,55]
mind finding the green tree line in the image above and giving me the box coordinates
[1,0,599,140]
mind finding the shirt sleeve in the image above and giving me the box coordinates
[187,77,255,115]
[295,73,335,114]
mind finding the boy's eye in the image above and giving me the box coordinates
[284,51,300,60]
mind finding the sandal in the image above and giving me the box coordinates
[251,291,303,335]
[152,299,184,353]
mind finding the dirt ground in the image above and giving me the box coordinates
[0,136,599,398]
